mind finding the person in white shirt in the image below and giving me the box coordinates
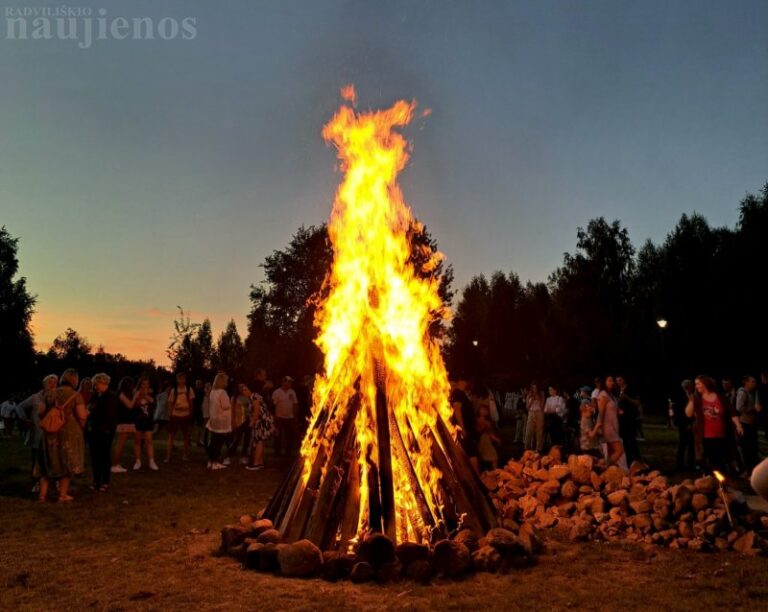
[206,373,232,470]
[1,398,17,436]
[544,385,567,449]
[272,376,299,456]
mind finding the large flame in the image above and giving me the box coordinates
[298,86,456,544]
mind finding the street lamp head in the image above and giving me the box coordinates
[656,319,668,329]
[472,340,479,347]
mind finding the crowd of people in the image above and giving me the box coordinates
[449,372,767,482]
[3,367,766,503]
[0,367,311,502]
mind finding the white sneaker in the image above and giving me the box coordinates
[212,462,227,470]
[133,460,142,471]
[222,457,231,466]
[149,460,159,471]
[239,457,248,465]
[111,465,127,473]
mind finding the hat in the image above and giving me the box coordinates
[580,385,592,393]
[282,376,294,383]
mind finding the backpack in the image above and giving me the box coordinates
[40,392,77,434]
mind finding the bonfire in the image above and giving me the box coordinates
[262,86,497,550]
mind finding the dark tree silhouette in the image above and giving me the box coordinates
[0,227,36,396]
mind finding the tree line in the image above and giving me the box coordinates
[2,182,766,404]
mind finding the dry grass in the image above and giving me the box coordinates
[2,432,768,611]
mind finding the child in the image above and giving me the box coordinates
[475,409,501,470]
[579,390,599,456]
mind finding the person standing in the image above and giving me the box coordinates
[133,377,158,471]
[272,376,299,457]
[246,390,275,471]
[450,379,478,470]
[193,379,205,447]
[226,382,252,465]
[543,384,566,449]
[616,375,642,464]
[676,380,697,471]
[524,383,545,453]
[206,373,231,470]
[17,374,58,494]
[590,375,626,467]
[153,381,171,433]
[165,372,195,463]
[86,373,118,491]
[736,375,762,475]
[37,369,87,502]
[686,375,742,474]
[112,377,139,473]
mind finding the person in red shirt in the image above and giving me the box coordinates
[685,375,743,474]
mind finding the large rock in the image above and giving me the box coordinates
[483,528,521,552]
[258,542,282,572]
[518,522,544,555]
[606,490,628,507]
[452,530,480,553]
[396,541,431,566]
[568,454,595,484]
[405,559,432,583]
[548,466,571,481]
[561,480,578,500]
[694,476,715,495]
[244,542,265,569]
[376,559,403,583]
[432,540,471,577]
[357,533,396,568]
[350,561,375,583]
[256,528,282,545]
[691,493,709,512]
[321,551,356,581]
[220,524,249,553]
[248,518,274,537]
[602,465,625,486]
[673,486,693,516]
[472,545,501,572]
[277,539,323,577]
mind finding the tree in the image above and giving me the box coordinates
[48,328,93,363]
[167,307,204,377]
[0,227,37,395]
[197,318,215,372]
[245,222,454,379]
[215,319,245,378]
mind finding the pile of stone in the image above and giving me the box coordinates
[483,449,768,555]
[220,517,542,582]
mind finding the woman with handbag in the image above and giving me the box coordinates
[36,369,87,502]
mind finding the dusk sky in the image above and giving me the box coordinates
[2,0,766,365]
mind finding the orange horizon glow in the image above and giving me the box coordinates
[30,308,246,368]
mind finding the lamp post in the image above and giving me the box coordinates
[656,319,668,406]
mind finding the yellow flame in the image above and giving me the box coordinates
[297,85,454,545]
[713,470,725,483]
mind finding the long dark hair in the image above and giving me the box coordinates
[118,376,135,398]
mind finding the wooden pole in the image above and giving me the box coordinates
[374,372,397,541]
[304,397,360,545]
[426,426,485,534]
[434,417,498,531]
[389,410,435,536]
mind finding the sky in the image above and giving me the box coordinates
[1,0,767,365]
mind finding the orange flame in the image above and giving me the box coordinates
[297,85,454,544]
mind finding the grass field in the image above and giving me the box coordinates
[1,425,768,611]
